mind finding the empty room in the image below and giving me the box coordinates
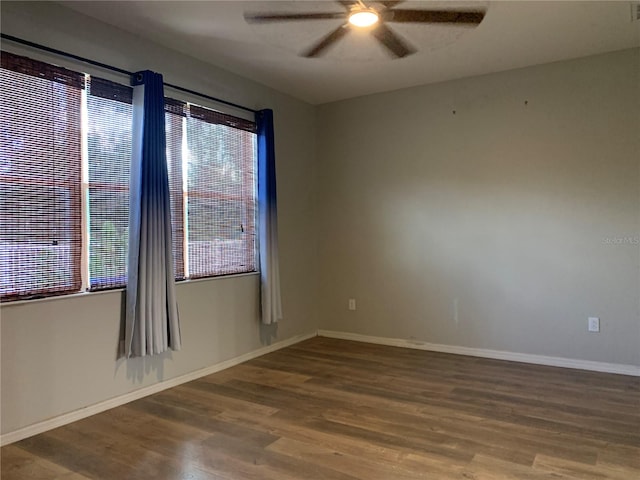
[1,1,639,479]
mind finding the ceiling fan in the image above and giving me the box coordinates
[244,1,486,59]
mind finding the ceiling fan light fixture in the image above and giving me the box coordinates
[348,9,379,28]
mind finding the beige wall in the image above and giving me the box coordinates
[1,1,318,435]
[317,48,640,366]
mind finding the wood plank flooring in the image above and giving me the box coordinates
[2,337,639,479]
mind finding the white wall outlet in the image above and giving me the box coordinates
[348,299,356,311]
[588,317,600,333]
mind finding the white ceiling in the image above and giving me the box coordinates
[61,1,639,105]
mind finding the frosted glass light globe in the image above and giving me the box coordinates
[348,10,379,28]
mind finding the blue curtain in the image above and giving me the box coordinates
[257,109,283,325]
[124,70,181,357]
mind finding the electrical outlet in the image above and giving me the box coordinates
[588,317,600,333]
[348,299,356,311]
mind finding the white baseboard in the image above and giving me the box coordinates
[0,331,317,447]
[317,330,640,377]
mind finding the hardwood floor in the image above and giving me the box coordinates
[2,337,639,479]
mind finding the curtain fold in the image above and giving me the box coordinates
[257,109,283,325]
[124,70,181,358]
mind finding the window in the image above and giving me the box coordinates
[183,104,257,277]
[0,51,258,302]
[164,98,186,280]
[0,52,84,300]
[86,77,133,290]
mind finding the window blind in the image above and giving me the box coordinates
[86,76,132,290]
[164,98,186,280]
[0,52,84,300]
[184,105,257,278]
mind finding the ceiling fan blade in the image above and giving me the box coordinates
[383,9,485,24]
[379,1,404,8]
[371,23,415,58]
[338,1,403,11]
[303,24,350,57]
[245,12,345,23]
[336,1,356,10]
